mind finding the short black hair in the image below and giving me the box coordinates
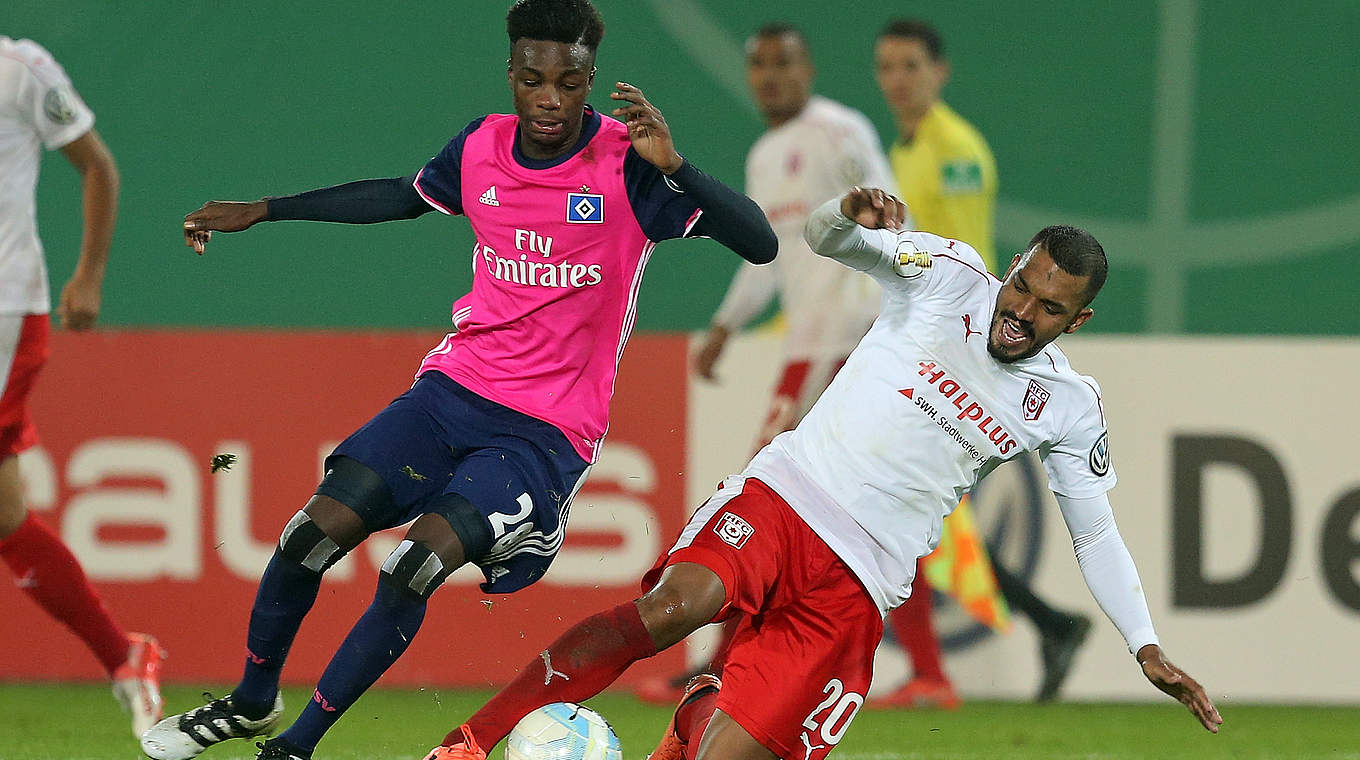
[878,19,945,61]
[753,21,808,47]
[1028,225,1108,304]
[506,0,605,51]
[750,21,811,59]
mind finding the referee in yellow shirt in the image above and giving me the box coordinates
[871,18,1092,706]
[876,18,998,271]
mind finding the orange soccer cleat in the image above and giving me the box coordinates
[871,676,961,710]
[423,724,486,760]
[111,632,167,738]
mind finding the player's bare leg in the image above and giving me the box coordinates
[691,710,777,760]
[0,455,165,737]
[0,456,25,536]
[636,563,729,649]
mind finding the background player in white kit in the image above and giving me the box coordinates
[422,186,1221,760]
[0,35,164,737]
[692,23,898,443]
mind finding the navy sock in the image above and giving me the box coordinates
[277,576,427,753]
[232,550,323,719]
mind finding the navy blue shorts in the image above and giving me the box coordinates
[325,371,590,593]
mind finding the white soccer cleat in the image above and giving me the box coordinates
[111,633,167,738]
[140,692,284,760]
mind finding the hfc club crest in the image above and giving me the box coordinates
[1023,379,1050,421]
[714,512,755,549]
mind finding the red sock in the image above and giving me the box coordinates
[677,687,718,760]
[456,601,658,747]
[889,559,946,682]
[0,513,130,674]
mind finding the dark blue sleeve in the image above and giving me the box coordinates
[624,149,776,264]
[413,116,486,216]
[623,148,703,241]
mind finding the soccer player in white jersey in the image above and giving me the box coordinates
[422,188,1222,760]
[0,36,164,736]
[693,23,898,445]
[633,23,901,704]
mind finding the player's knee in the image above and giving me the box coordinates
[277,510,350,573]
[314,455,395,533]
[421,492,494,566]
[636,568,726,649]
[378,539,454,601]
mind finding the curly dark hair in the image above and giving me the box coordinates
[506,0,605,51]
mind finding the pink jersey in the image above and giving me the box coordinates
[414,112,697,462]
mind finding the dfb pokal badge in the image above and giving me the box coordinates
[714,512,755,549]
[1023,379,1050,421]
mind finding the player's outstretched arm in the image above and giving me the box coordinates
[611,82,776,264]
[804,190,906,275]
[1054,492,1221,733]
[183,175,432,255]
[1138,644,1223,733]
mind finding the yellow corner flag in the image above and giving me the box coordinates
[920,496,1011,632]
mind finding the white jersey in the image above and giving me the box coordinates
[750,211,1116,614]
[713,96,899,361]
[0,37,95,315]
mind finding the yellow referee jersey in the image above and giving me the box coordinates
[889,101,998,272]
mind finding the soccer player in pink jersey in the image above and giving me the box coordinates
[420,186,1220,760]
[141,2,775,759]
[0,35,165,739]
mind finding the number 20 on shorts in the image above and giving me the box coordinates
[800,678,864,758]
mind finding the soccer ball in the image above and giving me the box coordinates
[505,703,622,760]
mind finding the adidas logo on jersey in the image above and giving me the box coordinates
[479,186,501,207]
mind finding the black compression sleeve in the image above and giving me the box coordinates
[668,160,777,264]
[265,174,432,224]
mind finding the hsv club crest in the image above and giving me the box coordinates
[1023,379,1050,421]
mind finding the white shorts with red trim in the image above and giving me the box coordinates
[752,357,850,452]
[0,314,50,458]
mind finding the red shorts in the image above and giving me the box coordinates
[643,477,882,760]
[0,314,49,458]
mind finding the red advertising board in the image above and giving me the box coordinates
[0,330,688,688]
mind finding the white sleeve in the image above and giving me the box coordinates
[803,199,934,289]
[711,261,778,332]
[13,43,94,150]
[1055,492,1159,654]
[1041,389,1117,498]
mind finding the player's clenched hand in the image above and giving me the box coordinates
[610,82,683,174]
[1137,644,1223,733]
[692,325,731,382]
[839,187,907,231]
[183,200,267,255]
[56,273,102,331]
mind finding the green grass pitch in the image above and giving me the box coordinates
[1,683,1357,760]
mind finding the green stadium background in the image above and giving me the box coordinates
[11,0,1358,335]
